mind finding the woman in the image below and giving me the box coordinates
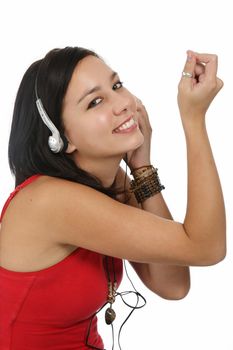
[0,47,226,349]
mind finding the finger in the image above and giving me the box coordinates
[216,77,224,91]
[134,96,143,111]
[134,100,151,131]
[194,63,205,77]
[191,51,218,77]
[136,104,149,124]
[194,63,206,84]
[181,51,197,83]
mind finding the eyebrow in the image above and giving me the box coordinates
[77,71,118,104]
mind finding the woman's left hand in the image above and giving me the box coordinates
[126,97,152,170]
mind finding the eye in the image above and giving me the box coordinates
[113,81,123,90]
[87,97,102,109]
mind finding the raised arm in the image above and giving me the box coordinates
[177,51,226,260]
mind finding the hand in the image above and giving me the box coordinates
[177,50,224,124]
[126,97,152,170]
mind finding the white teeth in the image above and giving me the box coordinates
[115,118,135,132]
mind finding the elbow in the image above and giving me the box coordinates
[193,246,226,266]
[163,281,191,301]
[204,247,226,266]
[200,236,227,266]
[158,285,190,301]
[153,275,191,301]
[208,228,227,265]
[187,228,227,266]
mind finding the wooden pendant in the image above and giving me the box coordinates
[105,306,116,325]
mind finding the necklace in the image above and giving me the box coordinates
[86,257,147,349]
[104,256,117,325]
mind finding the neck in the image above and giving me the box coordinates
[72,152,123,188]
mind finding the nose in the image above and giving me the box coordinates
[111,91,134,116]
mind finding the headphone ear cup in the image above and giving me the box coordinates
[48,135,63,153]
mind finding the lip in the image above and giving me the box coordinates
[112,116,134,132]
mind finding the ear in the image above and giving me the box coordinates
[63,130,77,154]
[65,141,77,154]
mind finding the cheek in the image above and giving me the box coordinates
[83,111,111,136]
[69,112,111,148]
[96,113,112,130]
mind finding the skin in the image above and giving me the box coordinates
[0,51,226,300]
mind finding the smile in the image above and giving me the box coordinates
[113,117,137,133]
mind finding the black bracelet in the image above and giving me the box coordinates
[130,167,165,203]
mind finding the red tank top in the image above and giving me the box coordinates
[0,175,123,350]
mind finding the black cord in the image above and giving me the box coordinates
[104,256,117,284]
[124,154,128,197]
[112,257,116,283]
[111,323,114,350]
[85,302,108,350]
[104,256,111,282]
[117,261,147,349]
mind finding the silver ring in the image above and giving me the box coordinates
[182,71,193,78]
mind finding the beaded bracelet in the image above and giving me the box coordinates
[130,165,165,203]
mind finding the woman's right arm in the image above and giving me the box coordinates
[34,51,226,267]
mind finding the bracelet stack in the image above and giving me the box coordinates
[130,165,165,203]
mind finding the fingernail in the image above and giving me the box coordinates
[187,51,192,61]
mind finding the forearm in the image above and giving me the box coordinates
[132,190,190,299]
[140,191,172,220]
[183,120,226,260]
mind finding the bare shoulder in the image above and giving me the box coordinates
[0,176,79,271]
[34,175,118,211]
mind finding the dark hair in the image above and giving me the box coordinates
[8,46,120,198]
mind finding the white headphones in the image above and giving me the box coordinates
[35,76,67,153]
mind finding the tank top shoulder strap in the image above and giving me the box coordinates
[0,175,41,222]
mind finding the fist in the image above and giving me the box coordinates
[177,50,223,121]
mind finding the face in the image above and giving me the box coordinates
[62,55,144,165]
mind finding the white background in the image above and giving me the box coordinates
[0,0,232,349]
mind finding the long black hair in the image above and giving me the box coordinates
[8,46,120,198]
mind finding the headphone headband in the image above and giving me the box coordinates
[35,74,67,153]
